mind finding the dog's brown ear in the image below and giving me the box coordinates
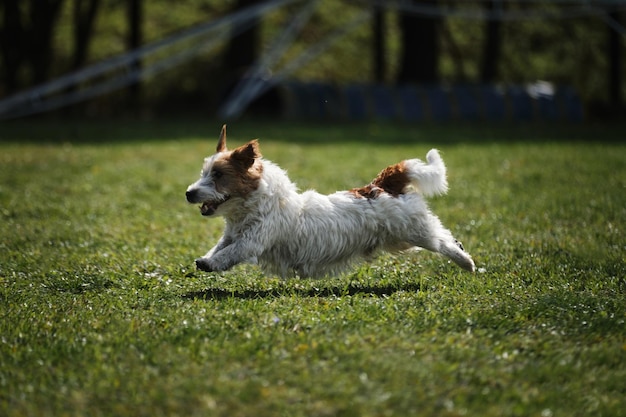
[216,124,227,153]
[231,140,261,169]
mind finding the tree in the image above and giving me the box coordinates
[480,0,502,82]
[0,0,64,93]
[607,9,623,113]
[0,0,24,93]
[397,0,441,84]
[127,0,143,100]
[224,0,261,79]
[72,0,101,70]
[372,5,386,83]
[27,0,65,85]
[219,0,264,113]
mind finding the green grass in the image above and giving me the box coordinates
[1,120,625,417]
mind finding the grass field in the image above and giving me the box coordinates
[1,120,625,417]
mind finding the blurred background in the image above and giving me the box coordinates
[0,0,624,121]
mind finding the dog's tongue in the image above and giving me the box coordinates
[200,202,217,216]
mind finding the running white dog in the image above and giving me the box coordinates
[186,125,475,278]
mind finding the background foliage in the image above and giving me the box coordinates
[1,0,624,117]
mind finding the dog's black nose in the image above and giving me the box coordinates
[186,190,197,203]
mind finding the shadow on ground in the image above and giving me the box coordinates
[183,280,422,300]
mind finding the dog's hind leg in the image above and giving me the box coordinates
[412,236,475,272]
[437,239,475,272]
[406,220,475,272]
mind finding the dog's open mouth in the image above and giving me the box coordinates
[200,196,230,216]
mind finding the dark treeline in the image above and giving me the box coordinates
[0,0,623,118]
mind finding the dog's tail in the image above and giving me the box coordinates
[404,149,448,197]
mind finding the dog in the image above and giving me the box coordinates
[186,125,475,278]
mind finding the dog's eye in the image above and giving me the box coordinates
[212,169,223,179]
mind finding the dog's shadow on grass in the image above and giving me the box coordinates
[183,281,422,301]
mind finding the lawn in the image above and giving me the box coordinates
[1,120,625,417]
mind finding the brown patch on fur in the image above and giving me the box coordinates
[231,140,261,170]
[350,161,410,199]
[350,184,383,199]
[212,140,263,197]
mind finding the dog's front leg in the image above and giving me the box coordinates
[203,235,232,259]
[195,235,233,272]
[196,238,260,273]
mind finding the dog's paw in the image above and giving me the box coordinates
[195,258,215,272]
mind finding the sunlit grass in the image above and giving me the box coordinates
[1,120,625,417]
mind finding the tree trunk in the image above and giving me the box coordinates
[480,0,501,83]
[373,6,385,83]
[608,9,623,112]
[0,0,24,93]
[127,0,143,101]
[26,0,65,85]
[397,0,440,84]
[224,0,261,77]
[72,0,101,70]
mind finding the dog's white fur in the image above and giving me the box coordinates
[186,125,475,278]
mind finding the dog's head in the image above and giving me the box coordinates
[186,125,263,217]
